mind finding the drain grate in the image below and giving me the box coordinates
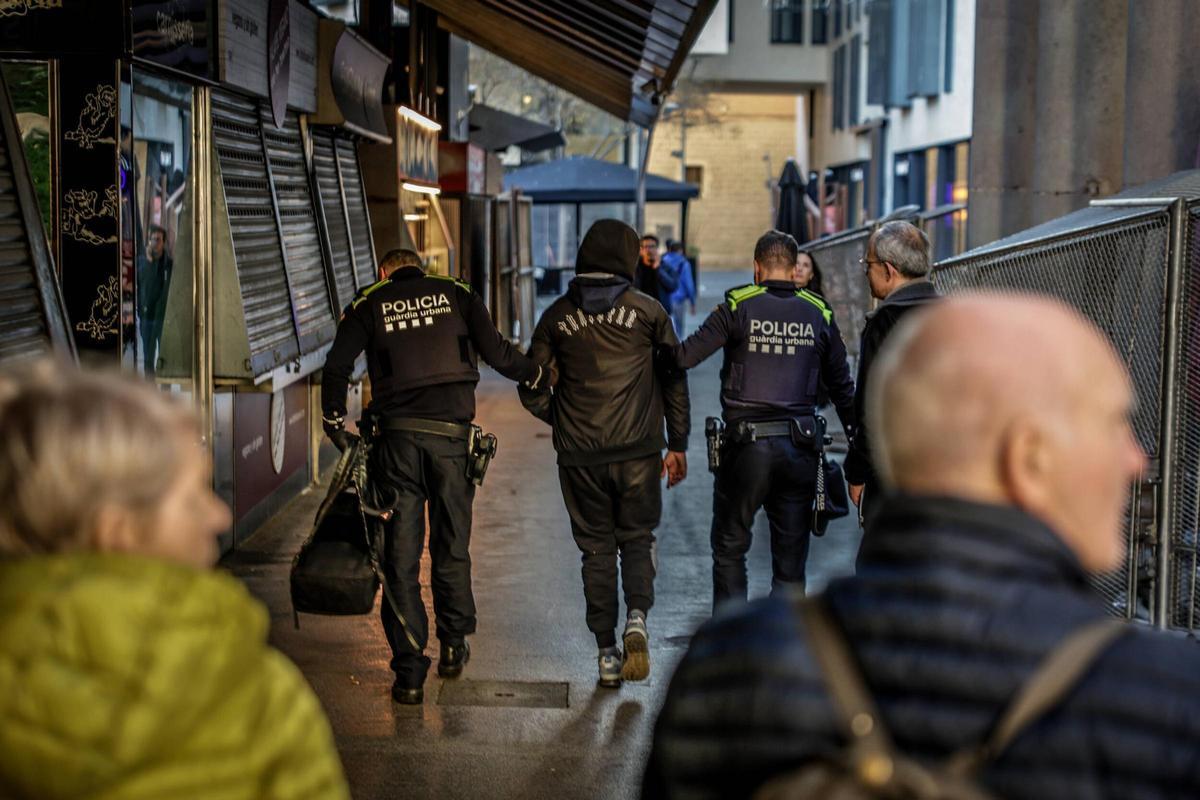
[437,679,570,709]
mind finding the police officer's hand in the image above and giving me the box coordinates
[323,414,359,453]
[848,483,864,507]
[662,451,687,488]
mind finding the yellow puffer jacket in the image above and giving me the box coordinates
[0,553,350,800]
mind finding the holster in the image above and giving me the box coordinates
[705,417,726,473]
[467,425,498,486]
[790,414,826,454]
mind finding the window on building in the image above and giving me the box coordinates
[831,44,845,131]
[834,0,842,37]
[944,0,955,92]
[849,34,861,126]
[869,0,957,107]
[812,0,828,44]
[685,165,704,196]
[771,0,805,44]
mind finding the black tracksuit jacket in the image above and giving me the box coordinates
[520,274,690,466]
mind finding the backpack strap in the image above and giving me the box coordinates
[945,618,1128,777]
[794,596,902,789]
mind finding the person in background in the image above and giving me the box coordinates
[662,239,696,336]
[643,295,1199,800]
[0,363,349,800]
[136,224,172,376]
[794,250,824,297]
[635,233,678,311]
[521,219,690,689]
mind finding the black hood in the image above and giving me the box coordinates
[568,274,629,315]
[576,218,640,279]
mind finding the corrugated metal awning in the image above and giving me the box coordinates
[425,0,719,128]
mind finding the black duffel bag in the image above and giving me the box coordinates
[291,488,379,615]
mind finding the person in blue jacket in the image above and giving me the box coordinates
[660,240,695,336]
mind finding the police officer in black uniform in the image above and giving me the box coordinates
[322,248,551,705]
[672,230,855,608]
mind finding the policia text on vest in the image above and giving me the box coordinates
[671,278,855,609]
[321,257,550,705]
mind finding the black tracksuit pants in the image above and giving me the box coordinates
[371,430,476,686]
[711,436,818,608]
[558,454,662,649]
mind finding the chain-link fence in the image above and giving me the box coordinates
[933,170,1200,628]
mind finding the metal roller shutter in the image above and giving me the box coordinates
[0,75,72,365]
[311,130,356,312]
[211,89,299,371]
[336,138,377,290]
[261,107,335,352]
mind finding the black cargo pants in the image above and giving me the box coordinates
[711,436,818,608]
[558,454,662,648]
[370,430,476,686]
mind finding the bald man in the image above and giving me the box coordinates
[644,295,1200,800]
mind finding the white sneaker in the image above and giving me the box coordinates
[621,611,650,681]
[598,646,623,688]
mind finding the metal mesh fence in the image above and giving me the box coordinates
[801,227,875,360]
[1168,206,1200,629]
[933,209,1172,618]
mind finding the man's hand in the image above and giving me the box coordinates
[662,451,687,488]
[848,483,864,507]
[323,414,358,453]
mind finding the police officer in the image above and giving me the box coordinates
[673,230,855,608]
[322,248,551,705]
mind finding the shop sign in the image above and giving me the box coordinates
[0,0,124,57]
[266,0,289,128]
[287,1,318,113]
[398,106,438,186]
[131,0,210,79]
[218,0,267,99]
[233,381,308,521]
[315,20,390,143]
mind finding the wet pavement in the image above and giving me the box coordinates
[223,270,862,800]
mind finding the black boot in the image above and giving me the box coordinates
[438,640,471,678]
[391,679,424,705]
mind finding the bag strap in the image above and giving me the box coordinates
[945,618,1128,776]
[794,596,903,789]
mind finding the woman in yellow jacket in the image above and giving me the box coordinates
[0,364,350,800]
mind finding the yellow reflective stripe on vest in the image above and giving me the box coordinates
[796,289,832,324]
[726,284,767,311]
[427,273,473,294]
[351,278,391,309]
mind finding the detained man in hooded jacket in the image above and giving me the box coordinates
[520,219,691,689]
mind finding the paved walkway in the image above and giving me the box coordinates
[223,270,862,800]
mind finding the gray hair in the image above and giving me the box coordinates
[870,221,931,279]
[0,361,196,557]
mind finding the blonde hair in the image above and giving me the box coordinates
[0,361,197,557]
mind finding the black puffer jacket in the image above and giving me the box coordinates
[644,495,1200,799]
[521,220,689,466]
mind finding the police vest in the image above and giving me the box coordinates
[353,273,479,395]
[721,284,833,417]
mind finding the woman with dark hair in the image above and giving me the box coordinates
[794,250,824,296]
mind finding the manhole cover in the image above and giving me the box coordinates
[437,680,570,709]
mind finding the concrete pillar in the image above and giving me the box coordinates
[1027,0,1127,227]
[1123,1,1200,188]
[967,0,1039,248]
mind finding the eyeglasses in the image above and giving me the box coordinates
[859,257,885,275]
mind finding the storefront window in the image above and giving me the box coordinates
[1,62,51,242]
[122,71,194,397]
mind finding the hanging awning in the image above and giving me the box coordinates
[424,0,720,128]
[468,104,566,153]
[505,155,698,203]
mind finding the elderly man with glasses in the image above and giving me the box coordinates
[844,221,940,533]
